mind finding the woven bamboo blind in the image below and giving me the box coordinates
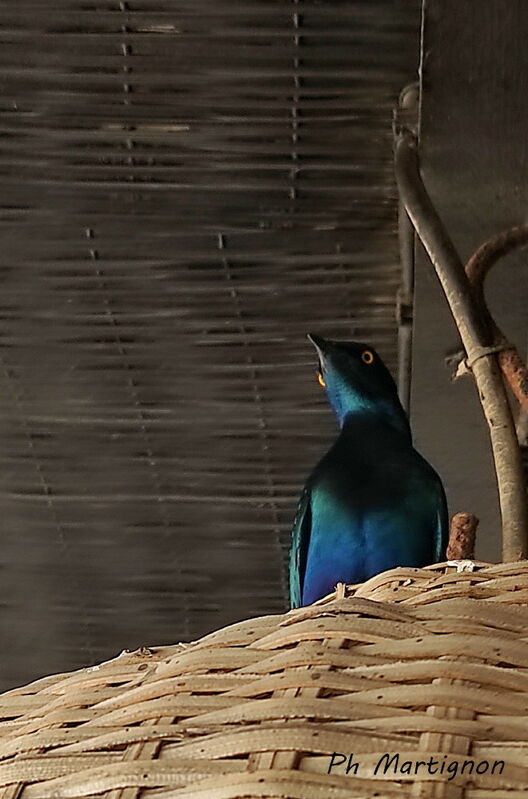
[0,1,420,690]
[0,560,527,797]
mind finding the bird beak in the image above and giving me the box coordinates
[307,334,330,380]
[307,333,328,360]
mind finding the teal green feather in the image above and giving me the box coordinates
[289,335,448,608]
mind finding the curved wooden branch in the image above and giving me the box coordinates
[394,131,527,561]
[465,226,528,412]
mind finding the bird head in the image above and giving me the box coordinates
[308,333,410,437]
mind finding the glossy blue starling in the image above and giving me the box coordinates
[289,334,448,608]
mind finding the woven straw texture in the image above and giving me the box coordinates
[1,560,528,798]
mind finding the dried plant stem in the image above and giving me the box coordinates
[394,132,527,561]
[447,512,478,560]
[465,226,528,413]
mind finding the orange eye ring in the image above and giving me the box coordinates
[361,349,374,365]
[317,371,326,387]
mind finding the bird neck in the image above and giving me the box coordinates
[336,402,412,443]
[322,369,412,441]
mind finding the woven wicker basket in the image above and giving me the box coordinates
[1,561,528,798]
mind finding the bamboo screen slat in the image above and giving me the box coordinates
[0,1,420,690]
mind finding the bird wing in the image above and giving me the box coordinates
[407,461,449,563]
[434,477,449,562]
[405,449,449,564]
[289,484,312,608]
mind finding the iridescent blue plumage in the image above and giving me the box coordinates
[289,335,448,608]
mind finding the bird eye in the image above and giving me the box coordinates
[317,371,326,387]
[361,350,374,364]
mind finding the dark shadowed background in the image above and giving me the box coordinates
[0,0,420,689]
[3,1,525,693]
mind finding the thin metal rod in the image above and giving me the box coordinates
[395,131,528,561]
